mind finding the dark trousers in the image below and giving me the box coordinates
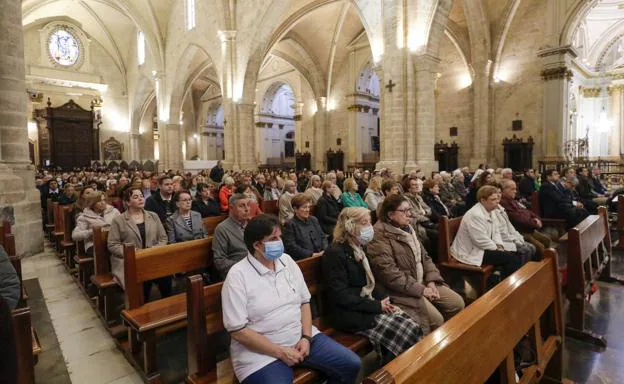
[143,277,173,302]
[565,207,590,230]
[483,249,522,279]
[0,295,17,384]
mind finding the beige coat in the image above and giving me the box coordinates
[367,221,444,333]
[72,205,120,251]
[107,210,167,289]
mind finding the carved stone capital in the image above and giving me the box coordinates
[541,67,572,81]
[579,86,601,98]
[218,30,237,42]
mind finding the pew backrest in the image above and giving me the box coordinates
[11,307,35,384]
[566,206,611,299]
[186,254,330,380]
[92,226,111,276]
[202,215,227,236]
[261,200,278,215]
[46,198,54,225]
[531,191,541,216]
[364,249,564,384]
[124,237,213,309]
[0,220,11,247]
[62,206,74,243]
[438,215,462,264]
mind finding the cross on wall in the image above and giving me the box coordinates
[385,80,396,93]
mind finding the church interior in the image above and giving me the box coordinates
[3,0,624,383]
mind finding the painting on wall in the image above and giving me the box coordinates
[102,137,123,160]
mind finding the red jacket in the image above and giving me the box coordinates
[500,196,540,233]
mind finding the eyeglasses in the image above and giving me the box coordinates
[395,208,412,213]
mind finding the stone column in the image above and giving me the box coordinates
[200,131,210,160]
[469,60,492,167]
[412,54,440,175]
[313,97,327,170]
[165,123,182,170]
[129,133,140,160]
[538,46,577,161]
[294,102,304,153]
[235,103,256,170]
[0,0,43,256]
[219,30,237,170]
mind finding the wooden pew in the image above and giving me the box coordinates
[185,254,371,384]
[560,206,611,347]
[7,233,42,370]
[615,197,624,250]
[438,215,494,299]
[90,226,119,330]
[202,215,227,236]
[531,191,567,236]
[51,202,63,254]
[45,198,55,241]
[261,199,278,215]
[364,249,567,384]
[120,237,213,382]
[60,206,77,270]
[11,307,36,384]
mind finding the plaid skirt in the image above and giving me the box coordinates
[357,312,423,358]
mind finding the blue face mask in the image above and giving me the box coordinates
[357,225,374,245]
[263,239,284,261]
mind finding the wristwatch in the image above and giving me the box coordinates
[301,335,313,344]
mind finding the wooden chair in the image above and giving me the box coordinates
[185,254,372,384]
[201,215,227,236]
[60,206,76,270]
[560,206,611,347]
[52,202,63,256]
[120,238,213,382]
[364,249,568,384]
[531,191,567,236]
[438,215,493,299]
[261,199,278,215]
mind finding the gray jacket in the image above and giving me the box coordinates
[165,210,207,243]
[212,217,248,279]
[0,246,20,310]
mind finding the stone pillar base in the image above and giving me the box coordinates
[0,168,43,257]
[376,160,404,173]
[406,160,439,178]
[221,160,235,172]
[238,162,258,171]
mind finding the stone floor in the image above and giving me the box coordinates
[23,247,142,384]
[21,241,624,384]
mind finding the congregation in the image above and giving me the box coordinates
[27,160,616,383]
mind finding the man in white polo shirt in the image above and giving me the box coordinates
[222,214,361,384]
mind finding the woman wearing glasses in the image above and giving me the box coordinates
[367,195,464,334]
[166,190,207,244]
[108,187,168,301]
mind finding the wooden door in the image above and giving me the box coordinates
[46,99,95,169]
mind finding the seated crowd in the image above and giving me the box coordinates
[35,161,614,383]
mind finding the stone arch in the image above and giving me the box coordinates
[559,0,599,46]
[167,43,218,123]
[131,75,155,132]
[22,0,165,71]
[424,0,454,58]
[240,0,380,104]
[492,0,523,79]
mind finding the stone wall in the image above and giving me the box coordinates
[435,34,473,167]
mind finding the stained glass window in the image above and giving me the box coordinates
[49,29,80,66]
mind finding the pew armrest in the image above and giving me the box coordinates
[441,261,494,274]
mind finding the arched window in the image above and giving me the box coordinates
[49,28,80,67]
[186,0,196,30]
[137,31,145,65]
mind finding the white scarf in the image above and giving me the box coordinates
[349,241,376,300]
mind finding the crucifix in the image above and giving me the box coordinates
[385,80,396,93]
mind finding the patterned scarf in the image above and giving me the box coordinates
[349,241,376,300]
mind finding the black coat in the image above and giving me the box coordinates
[191,198,221,218]
[282,216,328,260]
[422,191,451,223]
[539,182,573,219]
[322,242,384,332]
[517,176,536,198]
[314,193,343,236]
[144,191,176,224]
[209,166,224,183]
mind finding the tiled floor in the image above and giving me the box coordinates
[23,247,142,384]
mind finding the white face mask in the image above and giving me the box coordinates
[357,225,374,245]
